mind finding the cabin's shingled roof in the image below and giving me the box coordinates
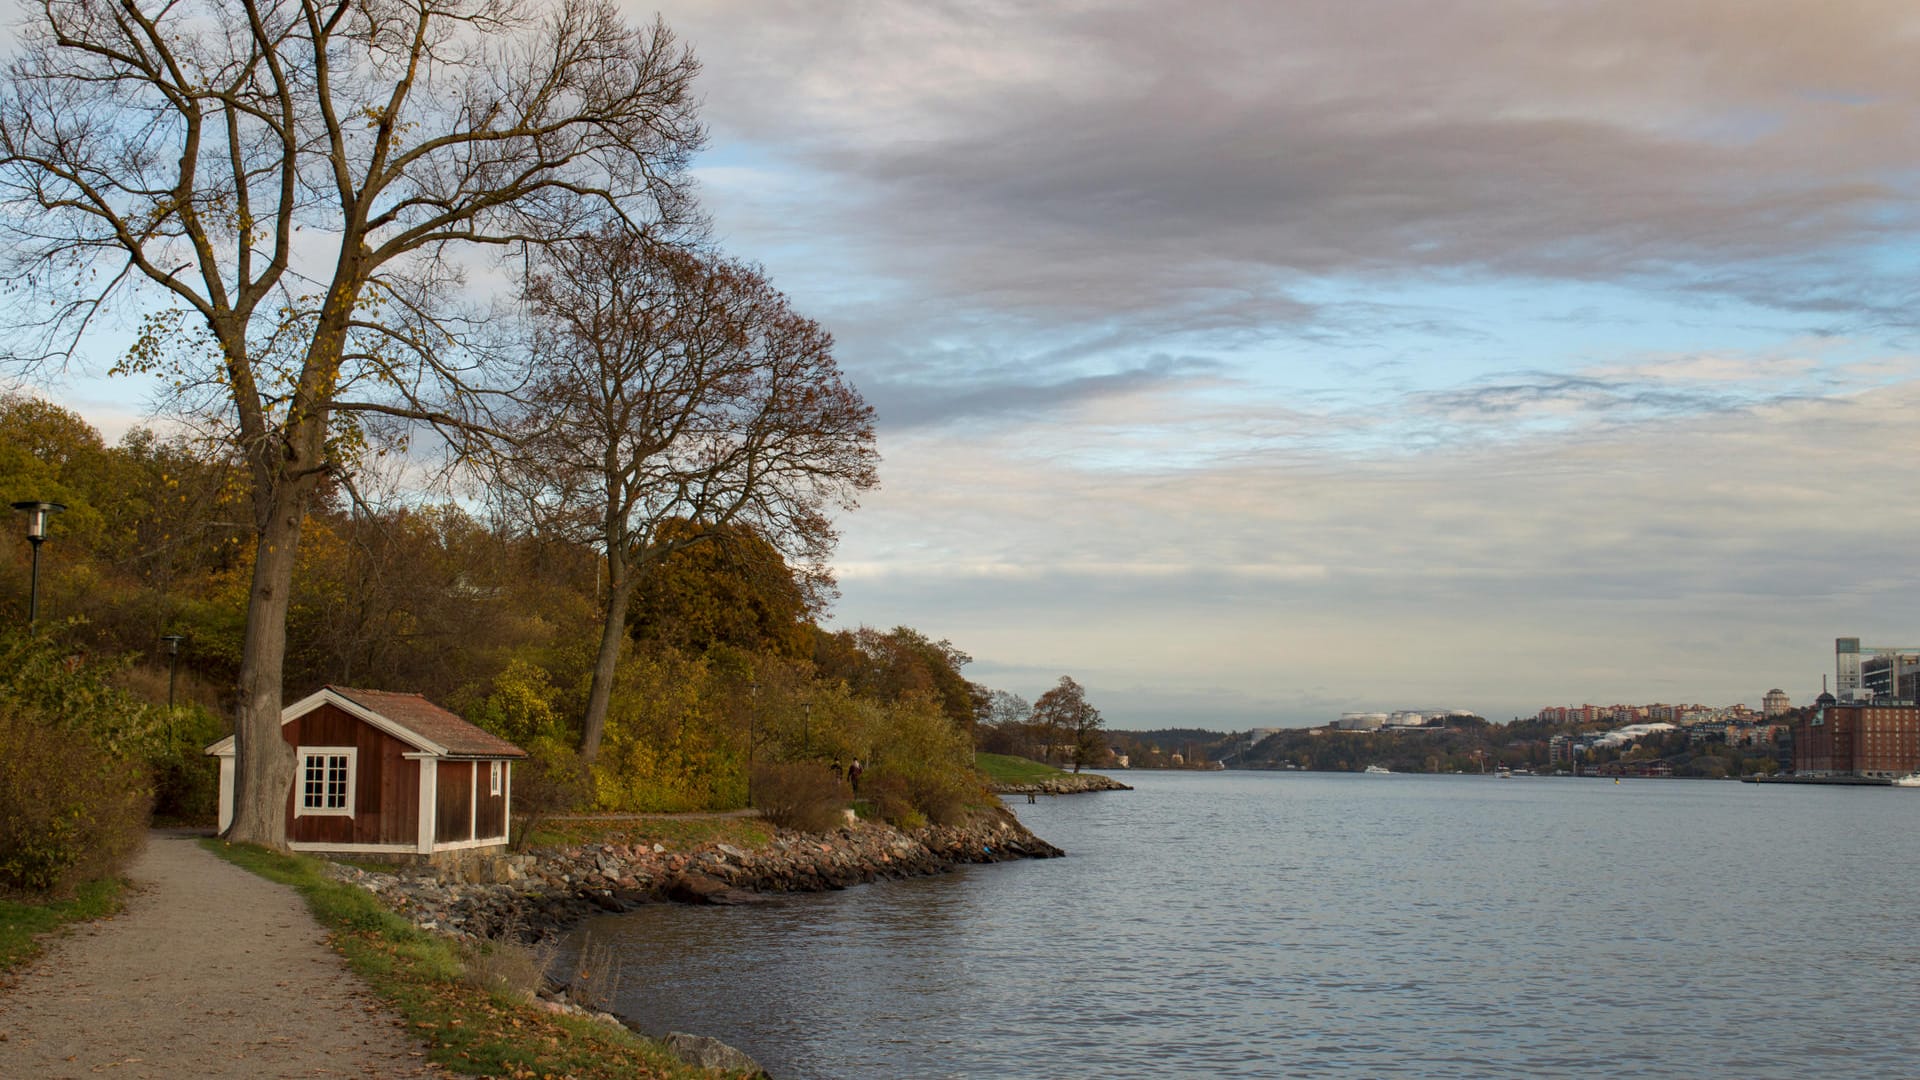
[328,686,526,758]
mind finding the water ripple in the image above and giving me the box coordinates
[556,772,1920,1079]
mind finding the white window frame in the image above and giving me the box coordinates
[295,746,357,817]
[489,760,503,796]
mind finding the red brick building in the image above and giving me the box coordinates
[1793,699,1920,779]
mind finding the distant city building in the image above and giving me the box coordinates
[1862,654,1920,701]
[1835,637,1920,703]
[1794,700,1920,779]
[1329,709,1481,731]
[1763,688,1791,717]
[1547,734,1574,765]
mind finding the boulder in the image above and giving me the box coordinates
[662,1031,769,1078]
[664,871,764,905]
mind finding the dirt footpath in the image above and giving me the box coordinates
[0,830,443,1078]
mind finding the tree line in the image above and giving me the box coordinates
[0,391,1106,833]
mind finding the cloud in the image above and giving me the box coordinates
[862,352,1226,428]
[825,366,1920,725]
[661,0,1920,338]
[620,2,1920,726]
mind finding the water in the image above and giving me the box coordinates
[555,770,1920,1078]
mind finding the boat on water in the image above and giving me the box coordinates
[1363,764,1391,774]
[1894,773,1920,788]
[1495,766,1513,779]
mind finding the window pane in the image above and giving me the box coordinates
[303,755,326,808]
[326,755,349,809]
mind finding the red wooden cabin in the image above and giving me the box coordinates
[208,686,527,857]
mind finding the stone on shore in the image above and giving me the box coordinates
[321,805,1062,942]
[990,772,1133,796]
[663,1031,769,1077]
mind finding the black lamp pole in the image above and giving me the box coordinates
[161,633,186,707]
[160,635,185,743]
[11,501,66,630]
[747,680,758,807]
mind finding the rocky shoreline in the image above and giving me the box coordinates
[989,772,1134,796]
[326,804,1063,942]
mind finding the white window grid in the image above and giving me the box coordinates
[295,746,357,817]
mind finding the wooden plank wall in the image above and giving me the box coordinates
[436,760,474,844]
[283,703,419,846]
[475,762,508,839]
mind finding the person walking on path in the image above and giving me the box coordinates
[0,830,440,1079]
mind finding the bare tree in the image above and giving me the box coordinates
[0,0,704,845]
[508,229,878,768]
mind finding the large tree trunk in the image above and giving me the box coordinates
[223,473,316,847]
[579,560,639,768]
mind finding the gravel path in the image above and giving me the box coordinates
[0,830,445,1078]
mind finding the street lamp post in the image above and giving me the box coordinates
[803,700,812,757]
[161,634,186,739]
[11,501,66,630]
[747,681,758,807]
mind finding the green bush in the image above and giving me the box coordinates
[750,761,846,833]
[150,705,227,825]
[0,628,162,894]
[869,694,981,827]
[0,700,151,894]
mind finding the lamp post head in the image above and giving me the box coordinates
[161,633,185,657]
[11,500,67,542]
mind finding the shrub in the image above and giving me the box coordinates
[462,935,555,1003]
[0,628,163,894]
[857,770,917,829]
[0,700,151,894]
[510,737,588,850]
[750,761,846,833]
[867,694,984,828]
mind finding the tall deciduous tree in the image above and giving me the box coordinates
[0,0,704,845]
[508,230,877,768]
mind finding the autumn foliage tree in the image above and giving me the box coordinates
[1031,675,1106,772]
[506,230,878,767]
[628,518,818,661]
[0,0,705,845]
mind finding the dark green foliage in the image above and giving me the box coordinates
[149,705,227,825]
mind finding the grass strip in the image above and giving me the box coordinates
[203,839,743,1080]
[974,752,1072,785]
[0,876,125,973]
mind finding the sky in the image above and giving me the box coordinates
[18,1,1920,728]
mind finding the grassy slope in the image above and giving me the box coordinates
[974,752,1072,785]
[205,840,745,1080]
[0,877,125,973]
